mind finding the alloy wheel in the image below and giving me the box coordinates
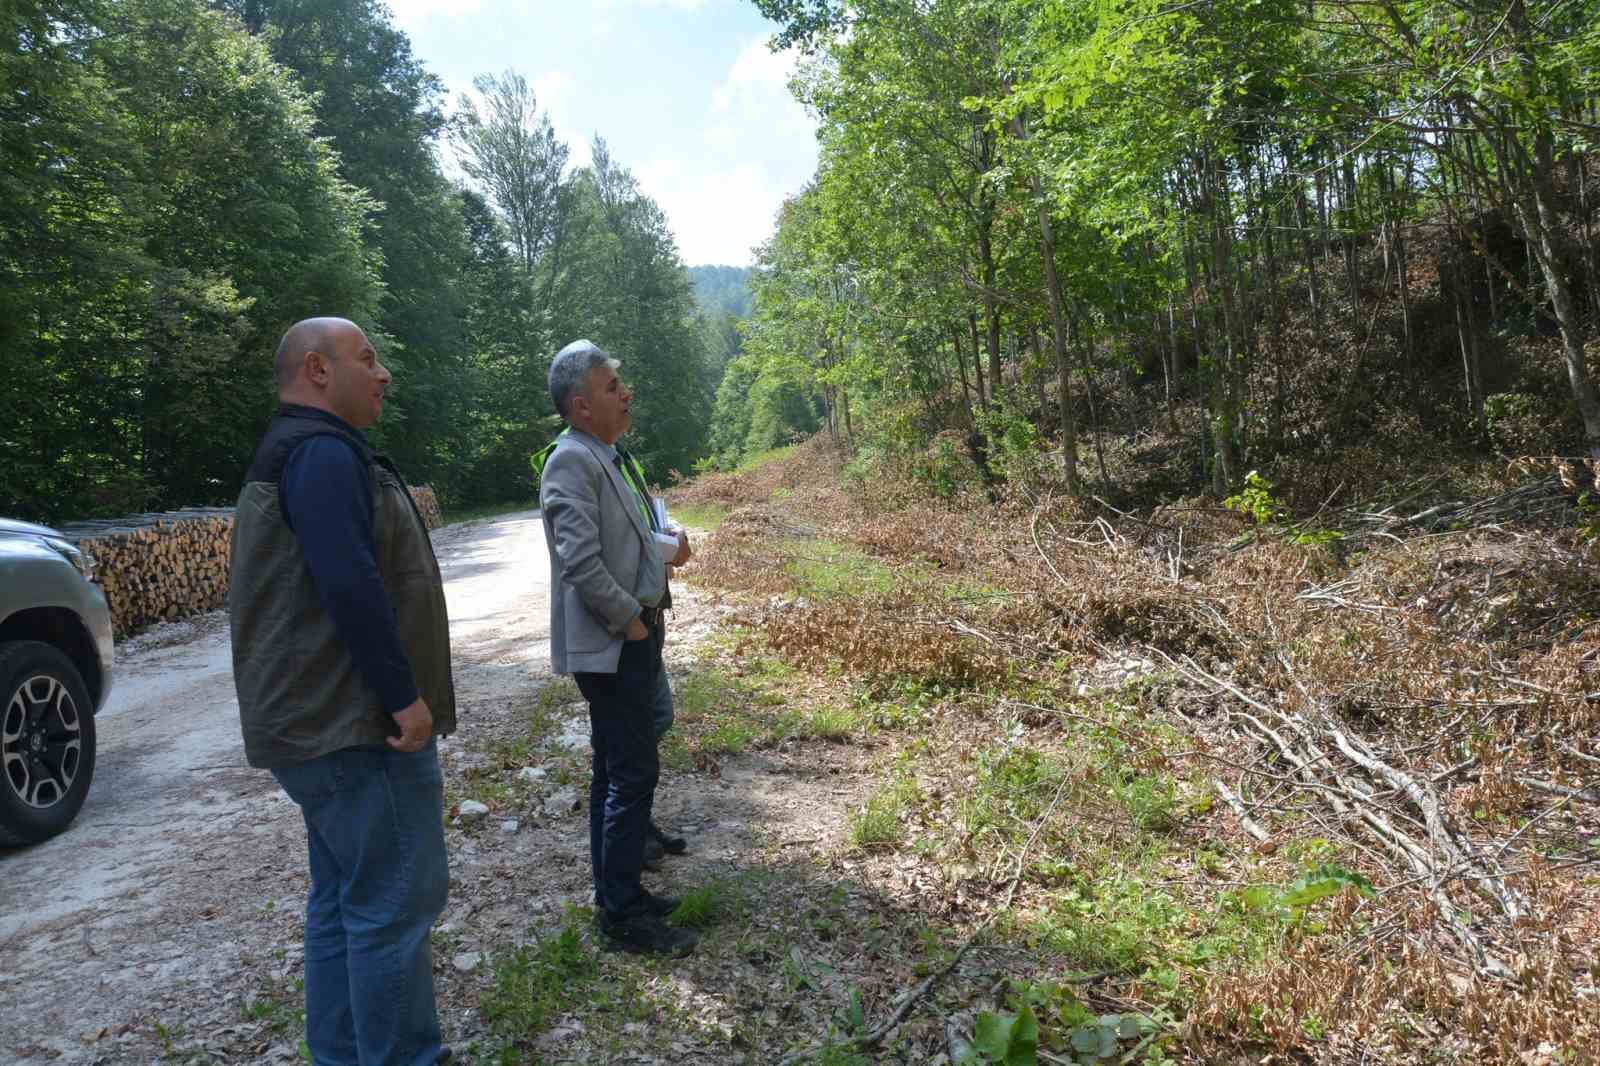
[2,673,84,809]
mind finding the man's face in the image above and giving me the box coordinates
[577,363,631,444]
[321,326,391,429]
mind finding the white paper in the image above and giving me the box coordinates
[653,530,681,561]
[650,495,672,532]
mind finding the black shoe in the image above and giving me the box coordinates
[643,835,665,868]
[649,821,688,855]
[593,889,679,918]
[598,911,698,957]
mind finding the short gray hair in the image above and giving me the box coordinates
[548,339,619,419]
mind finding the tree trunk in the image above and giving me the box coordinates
[840,387,856,453]
[967,313,987,408]
[977,203,1003,401]
[951,323,976,428]
[1517,152,1600,456]
[1024,154,1081,494]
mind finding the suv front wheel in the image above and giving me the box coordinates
[0,641,97,845]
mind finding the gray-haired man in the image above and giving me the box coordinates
[539,339,695,958]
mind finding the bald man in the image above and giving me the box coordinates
[229,317,457,1066]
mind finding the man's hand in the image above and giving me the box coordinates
[669,528,691,567]
[388,697,434,752]
[624,614,650,641]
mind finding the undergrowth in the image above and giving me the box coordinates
[665,434,1600,1064]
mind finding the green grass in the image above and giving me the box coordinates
[481,912,600,1054]
[669,881,732,929]
[664,663,806,763]
[1018,862,1287,981]
[848,770,923,849]
[784,537,896,600]
[734,443,797,473]
[449,679,581,810]
[239,977,305,1040]
[671,500,730,532]
[801,704,860,740]
[442,498,539,525]
[961,746,1076,841]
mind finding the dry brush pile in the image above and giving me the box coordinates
[670,438,1599,1063]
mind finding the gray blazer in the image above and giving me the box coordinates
[540,428,665,674]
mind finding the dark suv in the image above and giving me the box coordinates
[0,518,114,844]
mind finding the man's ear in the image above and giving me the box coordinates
[304,349,330,385]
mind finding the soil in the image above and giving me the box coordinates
[0,510,867,1064]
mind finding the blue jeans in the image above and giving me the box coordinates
[272,742,450,1066]
[651,664,674,741]
[575,621,662,918]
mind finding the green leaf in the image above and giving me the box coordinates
[975,1012,1015,1058]
[1239,886,1277,910]
[1007,1002,1039,1064]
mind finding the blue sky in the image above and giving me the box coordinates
[385,0,819,266]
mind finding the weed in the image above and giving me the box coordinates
[239,977,305,1040]
[1109,773,1181,832]
[480,911,598,1050]
[810,1039,873,1065]
[1224,470,1286,525]
[669,664,806,756]
[799,703,858,740]
[672,500,730,532]
[848,771,923,849]
[670,882,728,929]
[735,444,798,473]
[961,746,1073,842]
[783,538,896,600]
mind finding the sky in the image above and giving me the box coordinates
[385,0,819,267]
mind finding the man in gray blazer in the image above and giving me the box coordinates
[540,339,696,958]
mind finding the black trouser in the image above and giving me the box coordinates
[574,615,663,919]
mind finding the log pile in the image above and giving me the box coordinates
[408,485,442,530]
[58,484,441,636]
[58,509,235,637]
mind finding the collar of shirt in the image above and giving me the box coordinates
[568,427,617,465]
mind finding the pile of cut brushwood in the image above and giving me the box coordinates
[60,486,442,636]
[672,441,1599,1063]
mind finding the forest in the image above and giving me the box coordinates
[718,0,1600,508]
[5,0,1599,1060]
[2,0,733,522]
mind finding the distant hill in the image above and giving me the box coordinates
[688,265,753,320]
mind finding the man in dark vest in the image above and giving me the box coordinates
[229,317,456,1066]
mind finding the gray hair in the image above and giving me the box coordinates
[548,339,619,419]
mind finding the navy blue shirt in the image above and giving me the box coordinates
[280,435,419,715]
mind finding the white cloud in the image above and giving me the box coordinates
[712,38,797,110]
[631,37,816,265]
[637,159,783,265]
[531,71,576,124]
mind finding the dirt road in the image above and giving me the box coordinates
[0,511,558,1062]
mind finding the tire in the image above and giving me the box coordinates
[0,641,97,846]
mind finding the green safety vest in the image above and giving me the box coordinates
[532,428,655,530]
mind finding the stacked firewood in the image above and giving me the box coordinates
[57,485,441,635]
[58,509,236,636]
[408,485,442,530]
